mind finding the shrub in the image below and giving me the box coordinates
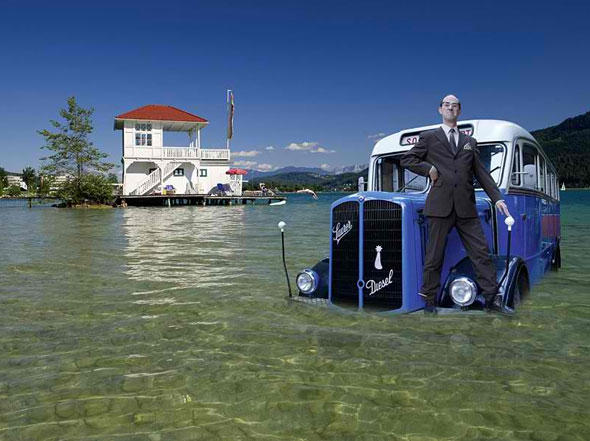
[57,174,114,205]
[6,185,22,197]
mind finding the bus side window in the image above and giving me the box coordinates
[511,144,521,185]
[522,144,538,190]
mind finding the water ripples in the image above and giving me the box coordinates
[1,193,590,440]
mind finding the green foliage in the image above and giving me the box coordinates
[532,111,590,188]
[57,174,114,205]
[6,185,22,197]
[0,167,7,188]
[37,175,55,197]
[107,172,119,184]
[38,96,114,201]
[22,166,36,190]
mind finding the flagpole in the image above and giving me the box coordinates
[226,89,231,150]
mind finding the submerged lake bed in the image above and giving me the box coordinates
[1,192,589,440]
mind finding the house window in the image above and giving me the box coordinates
[148,168,157,175]
[199,169,207,177]
[135,122,152,146]
[173,168,184,177]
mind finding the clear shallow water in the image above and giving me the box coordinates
[0,192,589,441]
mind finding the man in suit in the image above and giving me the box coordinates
[401,95,511,313]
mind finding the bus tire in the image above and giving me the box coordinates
[509,268,529,309]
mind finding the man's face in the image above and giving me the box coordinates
[438,95,461,123]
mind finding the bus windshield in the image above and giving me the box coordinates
[374,155,428,193]
[474,143,505,188]
[375,144,505,193]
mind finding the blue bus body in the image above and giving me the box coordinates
[295,120,561,313]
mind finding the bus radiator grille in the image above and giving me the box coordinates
[362,200,403,310]
[331,201,360,306]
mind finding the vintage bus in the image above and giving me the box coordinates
[294,120,561,313]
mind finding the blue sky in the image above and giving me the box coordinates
[1,0,589,173]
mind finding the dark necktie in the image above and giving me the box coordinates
[449,128,457,154]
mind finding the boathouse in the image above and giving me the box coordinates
[114,105,236,196]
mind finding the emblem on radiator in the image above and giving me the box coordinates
[365,269,394,296]
[374,245,383,270]
[332,221,353,245]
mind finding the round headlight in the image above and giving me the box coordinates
[296,270,319,295]
[449,277,477,306]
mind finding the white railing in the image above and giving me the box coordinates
[164,147,198,158]
[129,162,182,196]
[200,149,230,160]
[124,146,229,161]
[124,146,198,159]
[130,168,161,196]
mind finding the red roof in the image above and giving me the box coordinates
[115,105,208,123]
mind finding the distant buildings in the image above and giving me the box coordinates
[6,175,27,191]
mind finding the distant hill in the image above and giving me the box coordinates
[532,111,590,187]
[243,163,369,180]
[244,166,330,180]
[245,169,369,192]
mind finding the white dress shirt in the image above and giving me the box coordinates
[441,123,459,147]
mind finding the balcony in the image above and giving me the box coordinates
[124,147,230,161]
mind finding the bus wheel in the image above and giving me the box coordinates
[551,245,561,271]
[509,268,529,309]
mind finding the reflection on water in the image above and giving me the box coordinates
[122,206,247,286]
[0,193,589,440]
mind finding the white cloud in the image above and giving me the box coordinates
[285,141,334,154]
[265,146,275,151]
[233,160,277,172]
[233,150,261,157]
[285,141,318,151]
[368,132,386,140]
[233,160,258,168]
[310,146,335,154]
[320,163,334,171]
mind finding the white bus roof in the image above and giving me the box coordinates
[372,119,536,157]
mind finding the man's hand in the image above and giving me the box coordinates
[496,200,511,217]
[429,166,439,183]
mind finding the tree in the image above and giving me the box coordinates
[57,174,114,204]
[37,175,54,197]
[0,167,7,189]
[38,97,114,204]
[22,167,36,192]
[6,185,21,197]
[107,172,119,183]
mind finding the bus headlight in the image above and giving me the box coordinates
[296,269,319,295]
[449,277,477,306]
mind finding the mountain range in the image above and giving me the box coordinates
[531,111,590,187]
[244,164,368,180]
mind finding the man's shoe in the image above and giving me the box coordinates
[423,304,438,315]
[420,293,438,315]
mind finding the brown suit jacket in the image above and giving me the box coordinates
[400,127,502,218]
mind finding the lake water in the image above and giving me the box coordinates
[1,192,589,441]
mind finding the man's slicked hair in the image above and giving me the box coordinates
[440,97,461,109]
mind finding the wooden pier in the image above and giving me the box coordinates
[117,194,286,207]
